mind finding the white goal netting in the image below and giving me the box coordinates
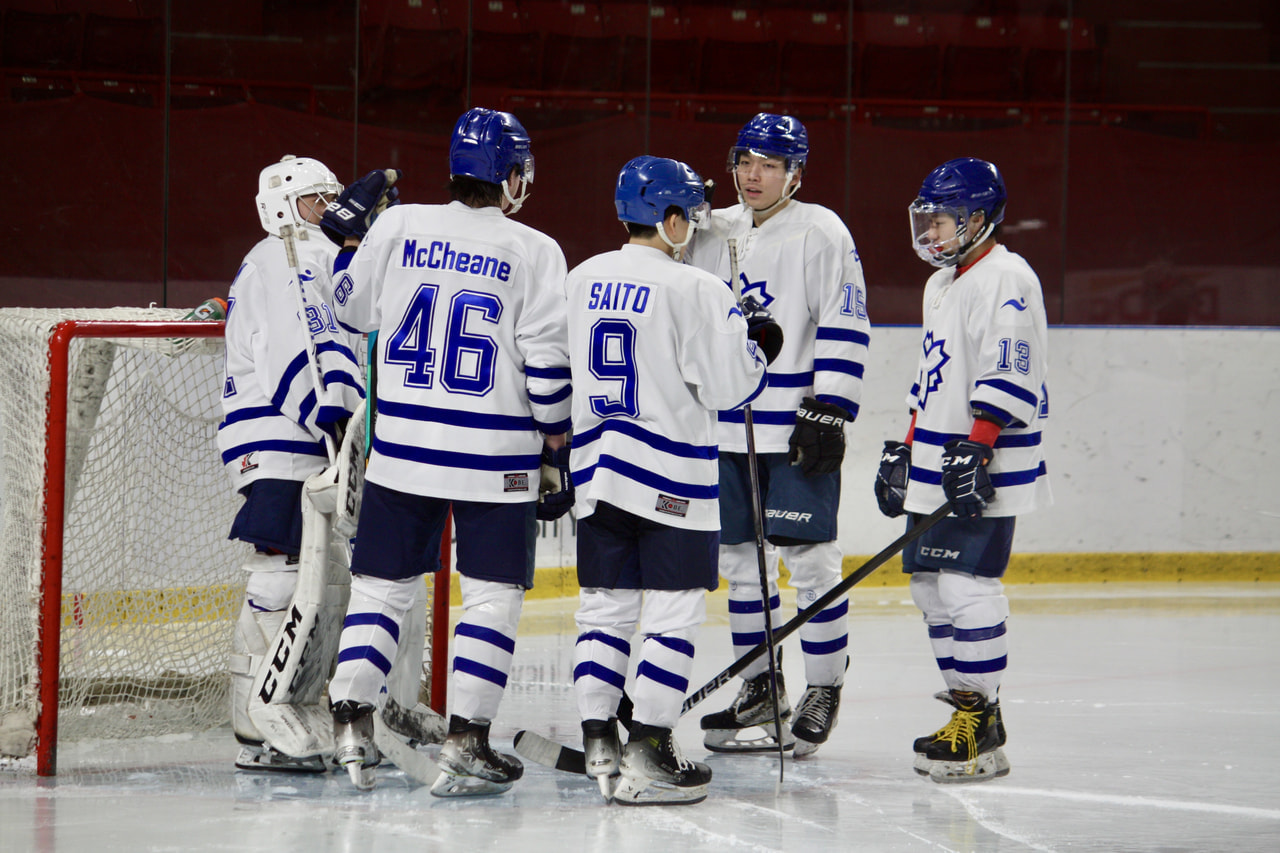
[0,307,242,761]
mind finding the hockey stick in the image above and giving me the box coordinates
[515,503,952,775]
[280,223,337,464]
[728,236,787,786]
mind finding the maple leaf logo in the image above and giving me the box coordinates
[918,331,950,409]
[726,272,774,308]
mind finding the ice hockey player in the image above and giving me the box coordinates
[683,113,871,757]
[566,155,780,805]
[219,155,366,771]
[875,157,1051,783]
[325,108,572,795]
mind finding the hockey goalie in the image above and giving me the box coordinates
[219,155,443,772]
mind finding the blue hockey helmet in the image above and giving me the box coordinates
[615,156,709,252]
[909,158,1007,267]
[727,113,809,173]
[449,107,535,213]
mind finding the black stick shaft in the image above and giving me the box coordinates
[682,503,951,715]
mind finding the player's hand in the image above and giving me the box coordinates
[788,396,848,476]
[321,169,402,246]
[940,439,995,519]
[874,440,911,517]
[537,444,574,521]
[741,296,783,364]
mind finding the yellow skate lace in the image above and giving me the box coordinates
[935,708,982,759]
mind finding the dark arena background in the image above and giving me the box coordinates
[1,0,1277,325]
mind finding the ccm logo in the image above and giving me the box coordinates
[920,547,960,560]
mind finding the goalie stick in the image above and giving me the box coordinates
[728,235,787,785]
[514,504,952,774]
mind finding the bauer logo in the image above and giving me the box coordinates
[504,472,530,493]
[656,494,689,518]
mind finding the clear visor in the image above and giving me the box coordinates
[518,152,535,184]
[909,201,968,267]
[687,200,711,230]
[727,147,796,174]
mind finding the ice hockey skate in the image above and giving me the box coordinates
[430,715,524,798]
[614,723,712,806]
[581,718,622,801]
[332,700,380,791]
[912,690,1009,784]
[233,740,326,774]
[791,685,841,757]
[700,668,794,753]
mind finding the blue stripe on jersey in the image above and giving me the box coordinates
[914,428,1042,449]
[220,439,327,465]
[972,401,1015,428]
[455,622,517,654]
[535,416,573,435]
[800,599,848,623]
[728,595,781,614]
[733,367,769,410]
[577,630,632,656]
[909,461,1047,487]
[574,419,716,460]
[816,327,871,347]
[298,389,317,425]
[342,611,401,644]
[316,338,359,366]
[323,370,365,397]
[574,455,718,500]
[273,351,312,412]
[975,377,1039,407]
[573,660,626,689]
[378,398,535,431]
[373,435,540,472]
[636,660,689,692]
[528,384,572,405]
[816,393,860,418]
[526,365,572,380]
[813,357,865,379]
[718,408,797,426]
[316,404,353,425]
[219,404,279,428]
[767,371,814,388]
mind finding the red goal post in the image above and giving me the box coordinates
[0,308,450,776]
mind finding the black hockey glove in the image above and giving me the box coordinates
[741,295,783,365]
[537,444,574,521]
[940,439,996,519]
[874,440,911,518]
[321,169,402,246]
[788,397,848,476]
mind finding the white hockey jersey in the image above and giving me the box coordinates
[905,244,1052,517]
[566,243,767,530]
[333,201,571,502]
[218,233,365,487]
[684,200,871,453]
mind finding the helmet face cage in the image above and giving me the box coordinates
[256,155,342,238]
[909,158,1007,267]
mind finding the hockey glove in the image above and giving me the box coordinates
[321,169,402,246]
[741,295,784,365]
[874,440,911,518]
[788,397,848,476]
[940,439,996,519]
[537,444,574,522]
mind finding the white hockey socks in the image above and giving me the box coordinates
[329,574,420,708]
[721,541,782,681]
[784,541,848,688]
[451,576,524,722]
[573,588,639,722]
[912,571,1010,698]
[631,589,704,731]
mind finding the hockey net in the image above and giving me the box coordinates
[0,308,449,775]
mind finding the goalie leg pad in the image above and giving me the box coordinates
[230,558,296,745]
[451,577,524,722]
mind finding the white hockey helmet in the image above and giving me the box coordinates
[255,155,342,238]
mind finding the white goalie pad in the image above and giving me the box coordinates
[248,402,366,757]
